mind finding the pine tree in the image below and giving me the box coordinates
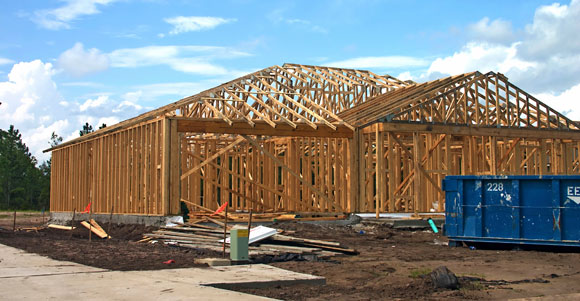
[0,126,38,209]
[79,122,94,136]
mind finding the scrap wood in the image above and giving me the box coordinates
[153,230,222,239]
[271,234,341,247]
[48,224,76,231]
[177,242,279,256]
[299,242,358,255]
[80,221,108,239]
[141,222,358,259]
[204,217,233,230]
[160,226,224,234]
[144,233,219,242]
[273,215,347,222]
[269,234,357,254]
[274,214,297,220]
[181,199,226,217]
[257,244,322,254]
[21,225,47,232]
[136,237,152,243]
[89,219,110,238]
[183,222,222,230]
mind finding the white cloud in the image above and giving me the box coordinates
[328,56,430,69]
[79,95,108,111]
[0,58,14,65]
[267,9,328,33]
[61,81,104,88]
[108,45,251,76]
[32,0,117,30]
[0,60,147,162]
[132,81,223,102]
[113,91,144,113]
[418,0,580,124]
[164,16,236,35]
[396,71,414,81]
[518,0,580,61]
[424,0,580,95]
[535,82,580,121]
[468,17,514,44]
[426,42,535,76]
[0,60,65,160]
[58,42,110,77]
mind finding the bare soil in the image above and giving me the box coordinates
[236,222,580,300]
[2,214,580,299]
[0,223,220,271]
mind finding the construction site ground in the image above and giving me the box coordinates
[2,213,580,300]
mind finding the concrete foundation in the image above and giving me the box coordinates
[50,212,178,227]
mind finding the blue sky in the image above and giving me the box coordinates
[1,0,580,162]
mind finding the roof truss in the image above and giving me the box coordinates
[175,63,409,130]
[391,72,580,130]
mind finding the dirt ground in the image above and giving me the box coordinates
[234,221,580,300]
[0,214,220,270]
[2,214,580,300]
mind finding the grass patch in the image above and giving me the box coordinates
[409,268,432,278]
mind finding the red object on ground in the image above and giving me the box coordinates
[211,202,228,216]
[81,202,92,214]
[163,259,175,264]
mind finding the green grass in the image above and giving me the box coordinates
[0,211,45,219]
[409,268,432,278]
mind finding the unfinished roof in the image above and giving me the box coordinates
[339,71,580,131]
[47,63,409,151]
[46,64,580,152]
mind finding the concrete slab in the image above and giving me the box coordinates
[152,264,325,289]
[194,257,231,266]
[0,271,271,301]
[0,243,324,300]
[0,244,106,278]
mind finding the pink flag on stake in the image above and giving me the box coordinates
[211,202,228,216]
[81,202,92,214]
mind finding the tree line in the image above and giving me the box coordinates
[0,122,104,211]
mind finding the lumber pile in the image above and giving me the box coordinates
[141,221,357,259]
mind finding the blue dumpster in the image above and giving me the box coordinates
[442,175,580,247]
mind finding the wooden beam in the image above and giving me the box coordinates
[241,135,342,212]
[173,118,354,138]
[180,136,245,180]
[366,122,580,140]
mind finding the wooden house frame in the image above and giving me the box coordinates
[45,64,580,216]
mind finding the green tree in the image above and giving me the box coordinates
[36,131,63,210]
[79,122,94,136]
[0,126,39,209]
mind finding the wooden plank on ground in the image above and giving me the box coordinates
[80,221,108,239]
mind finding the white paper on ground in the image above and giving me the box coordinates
[221,225,278,244]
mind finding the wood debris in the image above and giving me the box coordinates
[47,224,75,231]
[80,220,110,239]
[141,220,357,259]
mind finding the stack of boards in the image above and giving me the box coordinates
[140,222,357,259]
